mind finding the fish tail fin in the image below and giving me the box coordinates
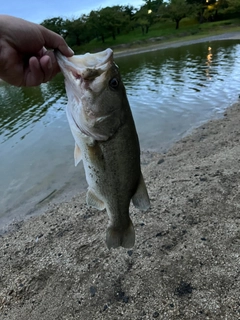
[106,219,135,249]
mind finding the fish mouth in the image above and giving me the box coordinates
[55,48,113,80]
[67,48,113,68]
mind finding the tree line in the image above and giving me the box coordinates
[41,0,240,47]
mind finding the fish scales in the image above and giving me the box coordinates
[56,48,150,249]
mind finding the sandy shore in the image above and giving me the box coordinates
[1,33,240,319]
[1,102,240,318]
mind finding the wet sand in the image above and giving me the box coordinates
[0,33,240,319]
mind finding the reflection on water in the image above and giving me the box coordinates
[1,40,240,229]
[118,40,240,150]
[0,77,66,143]
[206,47,212,79]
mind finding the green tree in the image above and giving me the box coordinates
[138,0,164,31]
[123,5,138,31]
[64,17,89,47]
[87,6,129,43]
[143,0,164,12]
[99,6,129,40]
[224,0,240,13]
[41,17,65,37]
[185,0,210,22]
[134,4,157,34]
[87,10,106,43]
[134,8,151,34]
[162,0,193,29]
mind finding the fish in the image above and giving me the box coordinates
[56,48,150,249]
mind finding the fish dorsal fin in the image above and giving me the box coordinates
[86,189,105,210]
[74,143,82,166]
[132,173,150,211]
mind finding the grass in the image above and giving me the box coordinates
[73,18,240,54]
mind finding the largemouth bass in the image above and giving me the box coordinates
[56,48,150,249]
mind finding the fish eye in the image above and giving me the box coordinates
[109,78,119,89]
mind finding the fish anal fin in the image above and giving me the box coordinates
[74,143,82,166]
[132,173,150,211]
[106,219,135,249]
[86,189,105,210]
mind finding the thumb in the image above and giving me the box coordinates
[39,25,74,57]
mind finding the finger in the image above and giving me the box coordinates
[39,55,52,83]
[37,46,47,57]
[45,50,60,72]
[39,25,74,57]
[26,56,44,86]
[40,52,60,83]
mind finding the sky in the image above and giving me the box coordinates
[2,0,145,24]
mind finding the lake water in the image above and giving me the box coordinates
[1,39,240,231]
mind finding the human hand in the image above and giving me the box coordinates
[0,15,74,86]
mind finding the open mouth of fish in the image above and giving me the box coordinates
[55,48,113,81]
[56,48,123,141]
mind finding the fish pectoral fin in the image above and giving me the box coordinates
[106,219,135,249]
[132,173,150,211]
[74,143,82,166]
[86,189,105,210]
